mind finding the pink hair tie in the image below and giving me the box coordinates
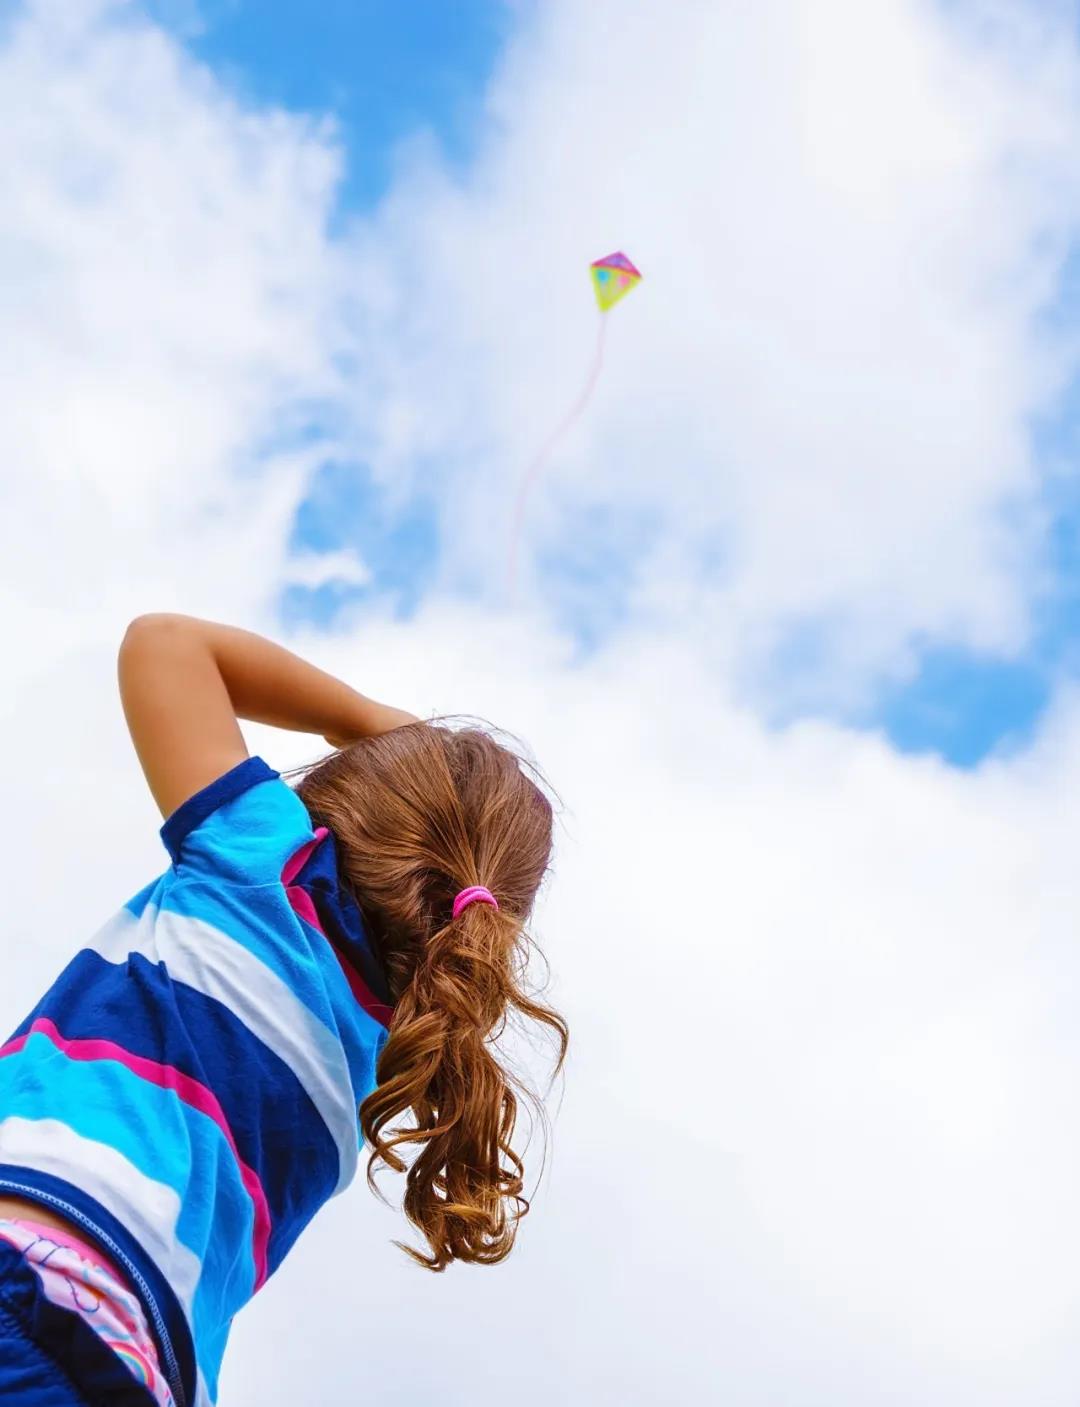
[452,885,499,920]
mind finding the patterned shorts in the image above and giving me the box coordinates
[0,1217,174,1406]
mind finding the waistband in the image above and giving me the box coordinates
[3,1215,127,1281]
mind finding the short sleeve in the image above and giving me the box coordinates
[159,755,317,886]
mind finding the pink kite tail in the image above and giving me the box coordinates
[505,314,609,600]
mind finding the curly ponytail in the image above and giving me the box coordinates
[288,717,569,1272]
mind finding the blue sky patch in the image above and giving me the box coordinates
[160,0,514,211]
[281,459,439,625]
[740,603,1054,770]
[534,501,663,662]
[874,642,1049,768]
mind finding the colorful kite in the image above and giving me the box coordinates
[589,250,643,312]
[506,252,643,599]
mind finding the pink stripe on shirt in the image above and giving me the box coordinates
[281,828,394,1029]
[0,1016,273,1289]
[281,827,329,885]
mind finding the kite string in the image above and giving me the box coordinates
[506,312,610,597]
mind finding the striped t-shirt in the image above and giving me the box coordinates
[0,755,395,1407]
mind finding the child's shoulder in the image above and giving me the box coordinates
[159,755,316,888]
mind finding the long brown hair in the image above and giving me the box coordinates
[284,716,568,1272]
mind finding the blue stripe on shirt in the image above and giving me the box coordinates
[9,948,339,1273]
[0,1034,254,1381]
[159,879,388,1111]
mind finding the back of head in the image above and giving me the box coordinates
[289,717,568,1272]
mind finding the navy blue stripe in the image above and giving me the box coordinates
[160,756,279,865]
[11,949,339,1274]
[294,830,395,1010]
[0,1167,196,1407]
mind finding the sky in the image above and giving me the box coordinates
[126,0,1080,770]
[6,0,1080,1401]
[153,0,512,210]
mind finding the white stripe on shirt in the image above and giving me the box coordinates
[0,1114,202,1317]
[90,904,360,1194]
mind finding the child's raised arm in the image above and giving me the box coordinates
[117,612,418,820]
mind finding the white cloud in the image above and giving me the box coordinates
[0,0,346,660]
[5,1,1080,1404]
[281,547,371,590]
[337,0,1080,707]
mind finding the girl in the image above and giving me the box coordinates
[0,613,568,1406]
